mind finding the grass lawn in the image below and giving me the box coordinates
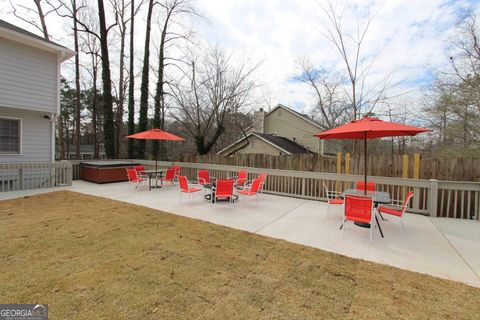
[0,191,479,319]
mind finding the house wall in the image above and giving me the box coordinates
[265,108,321,153]
[0,107,53,162]
[230,136,283,156]
[0,37,58,114]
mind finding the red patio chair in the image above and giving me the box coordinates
[214,179,234,204]
[323,183,344,217]
[234,170,248,188]
[126,168,145,190]
[170,165,181,184]
[178,175,201,202]
[356,181,376,192]
[171,165,181,176]
[159,168,176,186]
[237,178,261,205]
[377,191,414,232]
[134,165,147,179]
[197,169,211,185]
[342,195,375,242]
[259,173,268,194]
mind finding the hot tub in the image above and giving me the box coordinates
[80,161,140,184]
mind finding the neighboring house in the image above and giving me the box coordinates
[55,144,106,160]
[0,19,74,163]
[218,104,335,156]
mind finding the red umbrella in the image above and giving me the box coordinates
[127,129,184,170]
[315,117,429,194]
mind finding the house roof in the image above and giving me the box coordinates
[217,132,312,155]
[256,133,313,154]
[0,19,74,61]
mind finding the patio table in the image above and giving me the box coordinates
[140,169,166,191]
[343,189,391,238]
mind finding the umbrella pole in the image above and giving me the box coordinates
[364,133,367,195]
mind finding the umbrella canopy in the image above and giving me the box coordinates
[315,117,429,194]
[315,117,429,140]
[126,129,184,141]
[126,129,184,170]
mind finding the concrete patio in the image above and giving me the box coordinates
[3,180,480,288]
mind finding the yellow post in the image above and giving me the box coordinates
[336,152,342,191]
[413,153,420,179]
[402,154,409,179]
[345,153,350,175]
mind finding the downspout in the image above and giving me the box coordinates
[54,52,65,162]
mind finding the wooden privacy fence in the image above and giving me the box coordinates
[0,162,72,192]
[178,154,480,182]
[69,159,480,220]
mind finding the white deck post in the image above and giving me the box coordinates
[430,179,438,217]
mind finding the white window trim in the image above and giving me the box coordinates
[0,116,22,156]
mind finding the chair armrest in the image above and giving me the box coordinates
[243,179,254,186]
[387,199,404,207]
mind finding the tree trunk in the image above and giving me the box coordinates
[194,125,225,155]
[58,114,66,159]
[97,0,116,158]
[115,19,127,158]
[92,62,99,159]
[34,0,49,39]
[73,0,81,160]
[153,8,172,161]
[137,0,154,159]
[127,0,135,159]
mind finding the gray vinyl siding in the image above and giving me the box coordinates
[0,37,57,113]
[0,107,52,162]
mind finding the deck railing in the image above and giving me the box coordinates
[0,161,72,192]
[68,159,480,220]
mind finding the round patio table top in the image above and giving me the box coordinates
[343,189,391,204]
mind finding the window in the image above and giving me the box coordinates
[0,118,21,154]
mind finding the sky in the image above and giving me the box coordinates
[1,0,479,118]
[193,0,480,115]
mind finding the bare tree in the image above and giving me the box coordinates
[111,0,143,158]
[111,0,128,158]
[9,0,59,39]
[137,0,154,158]
[78,5,101,158]
[168,46,260,155]
[319,1,392,120]
[449,14,480,84]
[294,57,349,129]
[152,0,198,160]
[45,0,92,159]
[96,0,117,158]
[70,0,82,159]
[422,13,480,156]
[127,0,136,158]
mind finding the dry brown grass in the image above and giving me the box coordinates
[0,190,479,319]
